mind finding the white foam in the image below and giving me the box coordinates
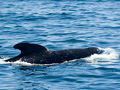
[11,60,33,66]
[11,59,59,66]
[84,48,119,62]
[0,57,10,64]
[0,57,58,66]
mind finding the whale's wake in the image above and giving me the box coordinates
[0,48,119,66]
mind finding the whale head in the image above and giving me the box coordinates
[86,47,100,54]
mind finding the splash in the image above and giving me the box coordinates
[0,56,10,64]
[0,58,59,66]
[84,48,119,62]
[11,59,59,66]
[0,48,119,66]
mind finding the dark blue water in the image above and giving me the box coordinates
[0,0,120,90]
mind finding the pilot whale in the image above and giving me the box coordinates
[5,42,100,64]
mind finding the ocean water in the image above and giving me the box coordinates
[0,0,120,90]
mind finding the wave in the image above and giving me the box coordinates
[0,48,119,66]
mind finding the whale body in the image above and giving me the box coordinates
[5,42,100,64]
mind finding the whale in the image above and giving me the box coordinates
[5,42,100,64]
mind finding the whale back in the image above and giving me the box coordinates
[14,42,48,55]
[5,42,100,64]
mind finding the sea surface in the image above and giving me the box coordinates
[0,0,120,90]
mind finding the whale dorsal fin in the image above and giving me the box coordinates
[13,42,48,55]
